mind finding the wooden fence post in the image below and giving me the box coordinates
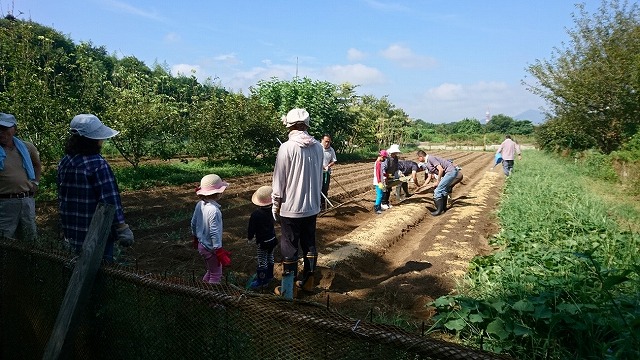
[42,203,116,360]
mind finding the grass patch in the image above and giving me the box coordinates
[429,150,640,359]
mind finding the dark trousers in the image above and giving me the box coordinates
[382,187,392,205]
[279,215,317,261]
[321,171,330,199]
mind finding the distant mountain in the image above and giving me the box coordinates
[514,109,546,124]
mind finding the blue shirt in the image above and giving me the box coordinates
[57,154,125,251]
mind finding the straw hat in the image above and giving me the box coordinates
[196,174,228,196]
[251,186,273,207]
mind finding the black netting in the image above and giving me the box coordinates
[1,238,508,360]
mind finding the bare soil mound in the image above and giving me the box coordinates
[36,150,504,323]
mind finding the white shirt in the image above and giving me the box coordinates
[190,199,222,251]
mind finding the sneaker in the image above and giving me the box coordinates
[375,209,382,214]
[381,204,390,210]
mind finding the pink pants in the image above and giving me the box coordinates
[198,243,222,284]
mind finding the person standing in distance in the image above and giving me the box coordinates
[496,135,522,176]
[58,114,134,262]
[320,134,337,206]
[272,108,323,299]
[0,113,41,241]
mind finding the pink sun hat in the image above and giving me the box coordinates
[196,174,228,196]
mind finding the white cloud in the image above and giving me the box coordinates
[223,65,294,93]
[213,53,241,65]
[347,48,367,62]
[163,32,180,43]
[104,0,164,21]
[323,64,386,86]
[171,63,201,77]
[397,81,543,122]
[363,0,410,12]
[380,44,437,69]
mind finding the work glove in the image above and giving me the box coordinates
[215,248,232,267]
[272,199,281,222]
[377,182,385,190]
[116,224,134,247]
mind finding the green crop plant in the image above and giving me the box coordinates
[429,150,640,359]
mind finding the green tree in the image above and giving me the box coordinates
[0,17,77,164]
[189,92,280,163]
[249,77,357,152]
[526,0,640,153]
[104,57,180,168]
[452,118,483,134]
[485,114,516,134]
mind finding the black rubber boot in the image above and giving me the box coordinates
[297,252,318,292]
[402,182,410,197]
[265,262,274,283]
[430,197,446,216]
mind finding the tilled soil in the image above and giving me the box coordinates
[36,150,504,323]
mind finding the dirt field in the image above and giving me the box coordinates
[36,150,504,323]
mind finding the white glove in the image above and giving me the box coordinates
[272,199,281,222]
[116,224,134,247]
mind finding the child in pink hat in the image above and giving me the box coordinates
[372,150,388,214]
[191,174,229,284]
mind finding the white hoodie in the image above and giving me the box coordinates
[272,130,323,218]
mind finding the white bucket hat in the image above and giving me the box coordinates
[281,108,310,128]
[251,185,273,207]
[70,114,119,140]
[196,174,228,196]
[0,113,17,127]
[387,144,401,154]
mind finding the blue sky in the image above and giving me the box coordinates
[5,1,601,123]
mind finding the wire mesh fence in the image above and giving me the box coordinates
[0,238,508,360]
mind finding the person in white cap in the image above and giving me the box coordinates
[272,108,323,299]
[0,112,42,241]
[57,114,133,262]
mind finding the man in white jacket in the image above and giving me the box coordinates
[272,108,323,298]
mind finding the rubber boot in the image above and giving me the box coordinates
[430,197,446,216]
[297,252,318,292]
[249,267,267,289]
[402,182,410,198]
[265,262,274,283]
[275,257,297,299]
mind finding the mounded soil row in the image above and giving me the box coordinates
[36,150,505,321]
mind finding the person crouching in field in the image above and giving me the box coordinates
[416,150,461,216]
[373,150,388,214]
[247,185,277,289]
[191,174,229,284]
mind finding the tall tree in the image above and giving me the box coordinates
[526,0,640,153]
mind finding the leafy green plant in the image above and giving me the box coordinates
[429,150,640,359]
